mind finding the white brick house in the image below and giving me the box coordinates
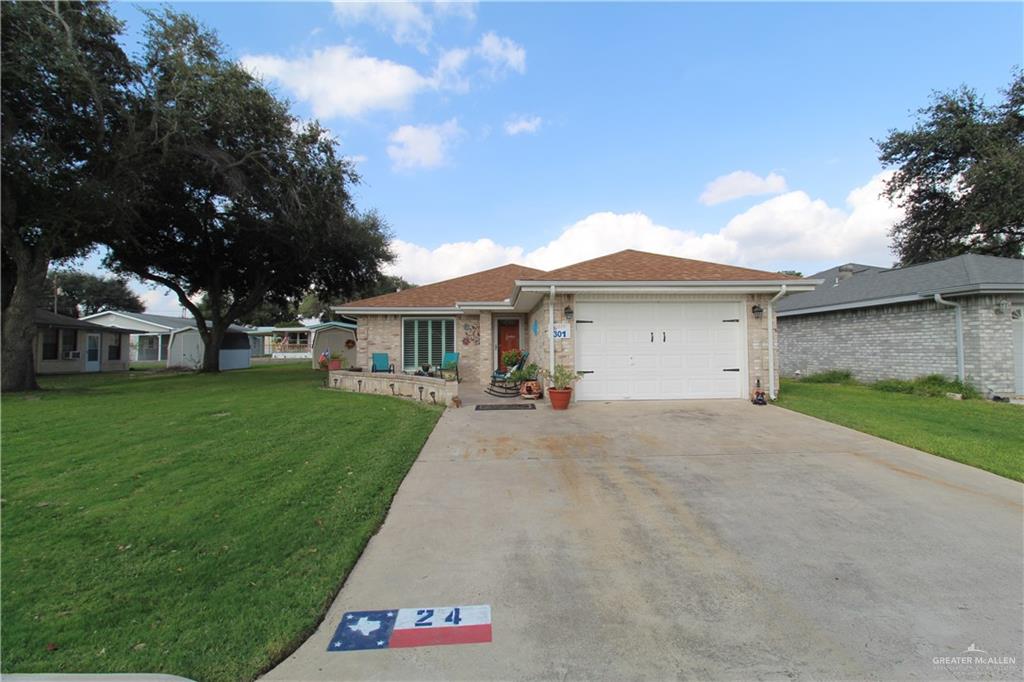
[776,254,1024,399]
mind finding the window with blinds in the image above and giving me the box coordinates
[402,318,455,370]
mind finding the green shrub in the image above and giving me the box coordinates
[799,370,855,384]
[872,374,980,399]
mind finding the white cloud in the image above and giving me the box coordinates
[476,31,526,75]
[242,29,527,118]
[332,1,434,50]
[383,172,901,283]
[345,154,368,165]
[432,47,472,93]
[504,115,543,136]
[388,238,525,283]
[242,46,429,118]
[719,171,901,267]
[699,170,788,206]
[387,118,463,170]
[433,1,477,22]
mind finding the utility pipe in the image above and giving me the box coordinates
[767,284,787,400]
[933,294,965,382]
[548,284,556,377]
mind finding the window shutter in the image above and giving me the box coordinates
[444,319,455,355]
[416,320,429,367]
[403,319,416,369]
[430,320,444,366]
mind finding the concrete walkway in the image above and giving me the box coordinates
[266,399,1023,681]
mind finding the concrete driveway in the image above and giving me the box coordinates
[267,399,1023,681]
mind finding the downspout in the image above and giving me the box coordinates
[767,285,787,400]
[933,294,965,382]
[548,285,556,377]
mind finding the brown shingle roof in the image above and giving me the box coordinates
[536,250,800,282]
[340,264,548,308]
[341,250,798,308]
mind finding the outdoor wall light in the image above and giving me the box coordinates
[751,304,765,320]
[564,306,574,321]
[994,298,1010,315]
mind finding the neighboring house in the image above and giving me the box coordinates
[80,311,252,370]
[336,250,818,401]
[776,254,1024,398]
[247,322,358,368]
[33,309,138,375]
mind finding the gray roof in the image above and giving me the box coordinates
[34,309,142,334]
[776,254,1024,316]
[92,310,250,334]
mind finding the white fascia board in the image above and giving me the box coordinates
[515,279,821,293]
[331,306,462,315]
[80,310,176,331]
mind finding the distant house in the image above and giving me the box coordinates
[80,311,252,370]
[33,310,138,375]
[247,322,357,368]
[776,254,1024,398]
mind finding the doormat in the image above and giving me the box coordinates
[328,605,492,651]
[475,404,536,411]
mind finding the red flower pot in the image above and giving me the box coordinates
[548,388,573,410]
[328,359,343,371]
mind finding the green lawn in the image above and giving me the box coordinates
[1,364,443,681]
[776,379,1024,482]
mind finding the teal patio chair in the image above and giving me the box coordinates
[371,353,394,373]
[441,351,460,382]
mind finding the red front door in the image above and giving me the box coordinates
[497,319,520,371]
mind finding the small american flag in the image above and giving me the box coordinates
[319,348,331,363]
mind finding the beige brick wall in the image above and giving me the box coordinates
[457,314,484,385]
[528,294,575,375]
[355,314,402,371]
[746,293,777,398]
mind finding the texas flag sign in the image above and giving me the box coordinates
[328,605,491,652]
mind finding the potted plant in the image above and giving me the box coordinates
[513,362,542,399]
[319,353,345,371]
[500,349,524,372]
[540,364,583,410]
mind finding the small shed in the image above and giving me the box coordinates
[309,322,357,369]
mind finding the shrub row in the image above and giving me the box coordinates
[796,371,981,399]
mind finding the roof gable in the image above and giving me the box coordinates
[534,250,799,282]
[339,264,547,308]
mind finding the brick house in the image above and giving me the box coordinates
[335,250,818,401]
[776,254,1024,399]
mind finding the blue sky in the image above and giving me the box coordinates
[93,1,1021,314]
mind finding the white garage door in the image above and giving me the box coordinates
[574,301,745,400]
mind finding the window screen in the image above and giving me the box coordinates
[42,329,59,360]
[108,334,122,360]
[60,329,77,353]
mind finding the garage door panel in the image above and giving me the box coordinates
[575,301,745,401]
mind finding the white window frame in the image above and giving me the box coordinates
[402,317,456,371]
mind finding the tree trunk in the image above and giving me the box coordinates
[1,249,48,392]
[200,323,226,373]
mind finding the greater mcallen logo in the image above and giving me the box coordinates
[932,643,1017,667]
